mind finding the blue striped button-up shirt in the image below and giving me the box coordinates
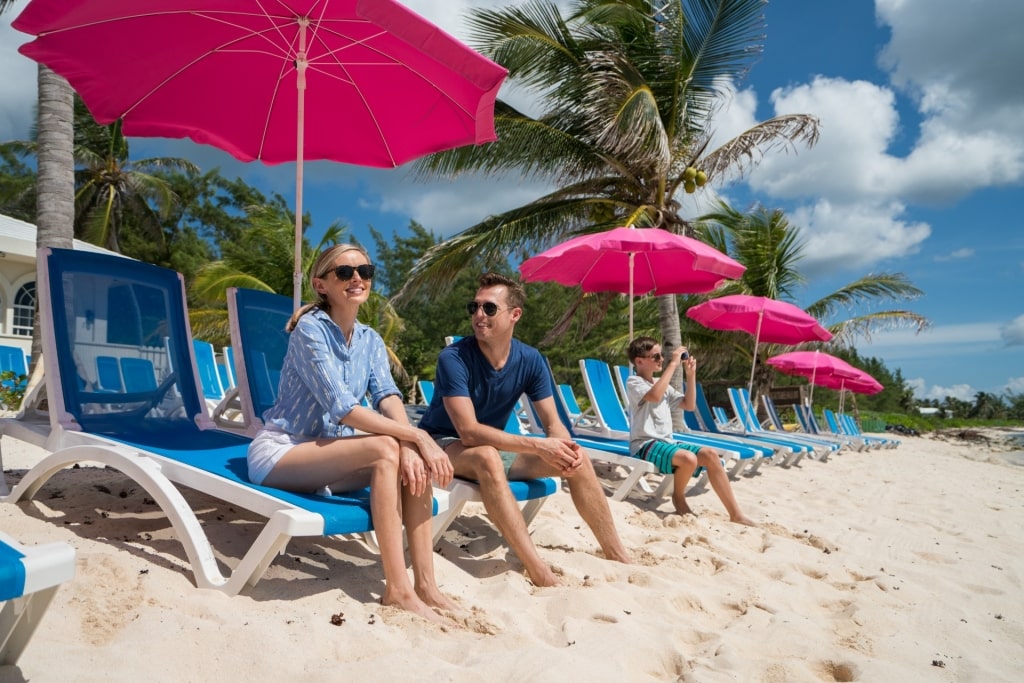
[262,307,400,438]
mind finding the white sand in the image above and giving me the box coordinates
[2,428,1022,682]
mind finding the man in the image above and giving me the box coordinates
[419,273,631,586]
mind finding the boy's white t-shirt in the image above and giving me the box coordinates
[625,374,686,453]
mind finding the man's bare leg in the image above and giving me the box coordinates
[449,444,560,587]
[512,453,631,564]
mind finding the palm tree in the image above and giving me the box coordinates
[3,0,76,371]
[70,99,198,252]
[189,206,410,383]
[692,201,929,402]
[397,0,819,360]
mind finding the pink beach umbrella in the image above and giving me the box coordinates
[767,350,880,405]
[14,0,507,309]
[686,294,833,393]
[519,226,745,340]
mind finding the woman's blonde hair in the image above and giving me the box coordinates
[286,243,371,332]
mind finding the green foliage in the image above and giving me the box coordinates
[0,371,26,411]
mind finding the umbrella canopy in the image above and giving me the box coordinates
[686,294,833,393]
[767,350,881,404]
[14,0,507,308]
[519,227,745,339]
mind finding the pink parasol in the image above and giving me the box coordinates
[14,0,507,308]
[686,294,833,393]
[767,350,881,405]
[519,226,745,340]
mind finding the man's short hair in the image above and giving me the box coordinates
[627,336,659,362]
[478,272,525,309]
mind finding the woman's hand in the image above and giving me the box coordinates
[399,442,431,497]
[416,430,455,489]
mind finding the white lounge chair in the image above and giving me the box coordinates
[0,531,75,665]
[0,248,454,596]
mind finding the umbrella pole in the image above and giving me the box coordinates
[748,310,763,395]
[293,19,310,311]
[628,252,635,341]
[809,350,818,405]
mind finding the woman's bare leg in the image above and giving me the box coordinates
[263,435,448,623]
[403,483,459,612]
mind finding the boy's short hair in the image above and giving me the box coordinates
[478,272,525,309]
[627,336,659,362]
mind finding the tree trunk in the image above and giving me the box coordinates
[30,66,75,373]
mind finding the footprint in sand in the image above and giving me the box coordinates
[818,660,861,682]
[74,555,147,645]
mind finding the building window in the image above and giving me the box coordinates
[13,282,35,337]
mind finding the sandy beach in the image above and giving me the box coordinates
[2,427,1022,682]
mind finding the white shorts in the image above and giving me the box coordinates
[247,427,310,485]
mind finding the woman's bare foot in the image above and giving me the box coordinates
[416,586,462,614]
[383,589,457,626]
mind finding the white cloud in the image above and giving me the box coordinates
[1000,314,1024,346]
[790,198,930,276]
[0,0,36,142]
[907,377,977,402]
[917,381,976,402]
[1006,376,1024,393]
[935,248,974,262]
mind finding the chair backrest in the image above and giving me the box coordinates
[727,387,759,432]
[613,365,631,405]
[226,288,293,429]
[578,358,631,436]
[193,339,226,401]
[691,384,725,434]
[418,379,435,405]
[119,357,158,392]
[221,346,238,389]
[557,384,583,419]
[37,247,206,436]
[761,395,786,431]
[822,408,842,434]
[94,355,124,392]
[0,345,28,376]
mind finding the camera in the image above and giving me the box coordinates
[681,350,689,360]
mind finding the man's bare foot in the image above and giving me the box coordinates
[525,564,560,587]
[730,514,757,527]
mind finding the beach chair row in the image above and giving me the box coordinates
[0,249,558,609]
[547,357,897,503]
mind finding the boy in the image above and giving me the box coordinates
[625,337,755,525]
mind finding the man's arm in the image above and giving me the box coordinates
[443,395,542,453]
[443,395,581,473]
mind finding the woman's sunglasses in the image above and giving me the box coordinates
[332,264,375,281]
[466,301,504,317]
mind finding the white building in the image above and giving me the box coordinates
[0,213,126,357]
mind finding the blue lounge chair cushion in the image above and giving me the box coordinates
[101,424,378,535]
[0,539,26,602]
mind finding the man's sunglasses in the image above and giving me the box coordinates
[332,264,375,281]
[466,301,505,317]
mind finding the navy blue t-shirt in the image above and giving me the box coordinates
[418,336,552,437]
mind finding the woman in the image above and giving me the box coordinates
[247,244,458,623]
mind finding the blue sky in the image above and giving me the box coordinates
[2,0,1022,401]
